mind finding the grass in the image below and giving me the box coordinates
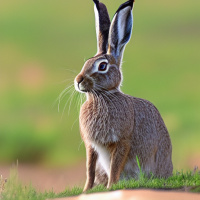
[0,0,200,169]
[1,169,200,200]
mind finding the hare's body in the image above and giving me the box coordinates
[80,92,172,186]
[74,0,173,191]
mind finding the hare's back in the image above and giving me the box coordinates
[129,96,170,146]
[122,96,172,179]
[125,96,173,177]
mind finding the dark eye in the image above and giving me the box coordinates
[98,62,107,71]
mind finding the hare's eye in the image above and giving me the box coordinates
[98,62,107,71]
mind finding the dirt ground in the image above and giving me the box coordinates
[0,162,86,193]
[51,190,200,200]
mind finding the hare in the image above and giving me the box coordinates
[74,0,173,192]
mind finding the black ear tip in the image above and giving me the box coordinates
[93,0,100,9]
[93,0,99,5]
[116,0,135,13]
[127,0,135,9]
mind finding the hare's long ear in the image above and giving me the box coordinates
[107,0,134,63]
[93,0,111,55]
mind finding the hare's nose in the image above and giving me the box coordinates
[76,75,84,84]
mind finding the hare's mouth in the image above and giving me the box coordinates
[74,81,87,93]
[74,77,94,93]
[78,83,88,93]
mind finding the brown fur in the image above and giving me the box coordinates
[79,92,173,191]
[74,0,173,192]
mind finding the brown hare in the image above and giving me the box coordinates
[74,0,173,192]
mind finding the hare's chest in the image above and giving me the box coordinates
[80,97,133,143]
[92,142,111,177]
[80,105,120,143]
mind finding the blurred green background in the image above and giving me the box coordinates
[0,0,200,170]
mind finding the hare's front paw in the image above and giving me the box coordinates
[82,189,87,193]
[83,183,91,193]
[106,183,112,189]
[83,187,90,193]
[106,178,116,189]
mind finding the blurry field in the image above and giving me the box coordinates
[0,0,200,170]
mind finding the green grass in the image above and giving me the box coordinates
[0,0,200,169]
[1,169,200,200]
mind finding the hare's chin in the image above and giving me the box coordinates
[75,84,90,93]
[74,82,85,93]
[75,87,87,94]
[79,84,88,93]
[77,89,86,94]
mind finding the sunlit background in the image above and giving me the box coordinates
[0,0,200,171]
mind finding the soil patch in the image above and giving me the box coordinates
[0,162,86,193]
[51,189,200,200]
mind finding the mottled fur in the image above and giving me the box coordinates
[74,0,173,192]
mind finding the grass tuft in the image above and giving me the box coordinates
[57,187,83,198]
[85,169,200,194]
[0,169,57,200]
[1,168,200,200]
[0,175,7,196]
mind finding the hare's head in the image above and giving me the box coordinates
[75,0,134,93]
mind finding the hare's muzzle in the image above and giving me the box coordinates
[74,74,93,93]
[76,75,84,85]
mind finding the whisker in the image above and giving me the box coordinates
[52,84,74,111]
[61,88,76,120]
[76,93,81,113]
[98,92,109,134]
[55,78,74,85]
[91,90,96,112]
[78,140,84,151]
[58,67,78,74]
[100,92,118,114]
[59,86,74,102]
[58,86,74,112]
[71,117,79,130]
[104,89,122,104]
[80,93,85,108]
[67,89,77,116]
